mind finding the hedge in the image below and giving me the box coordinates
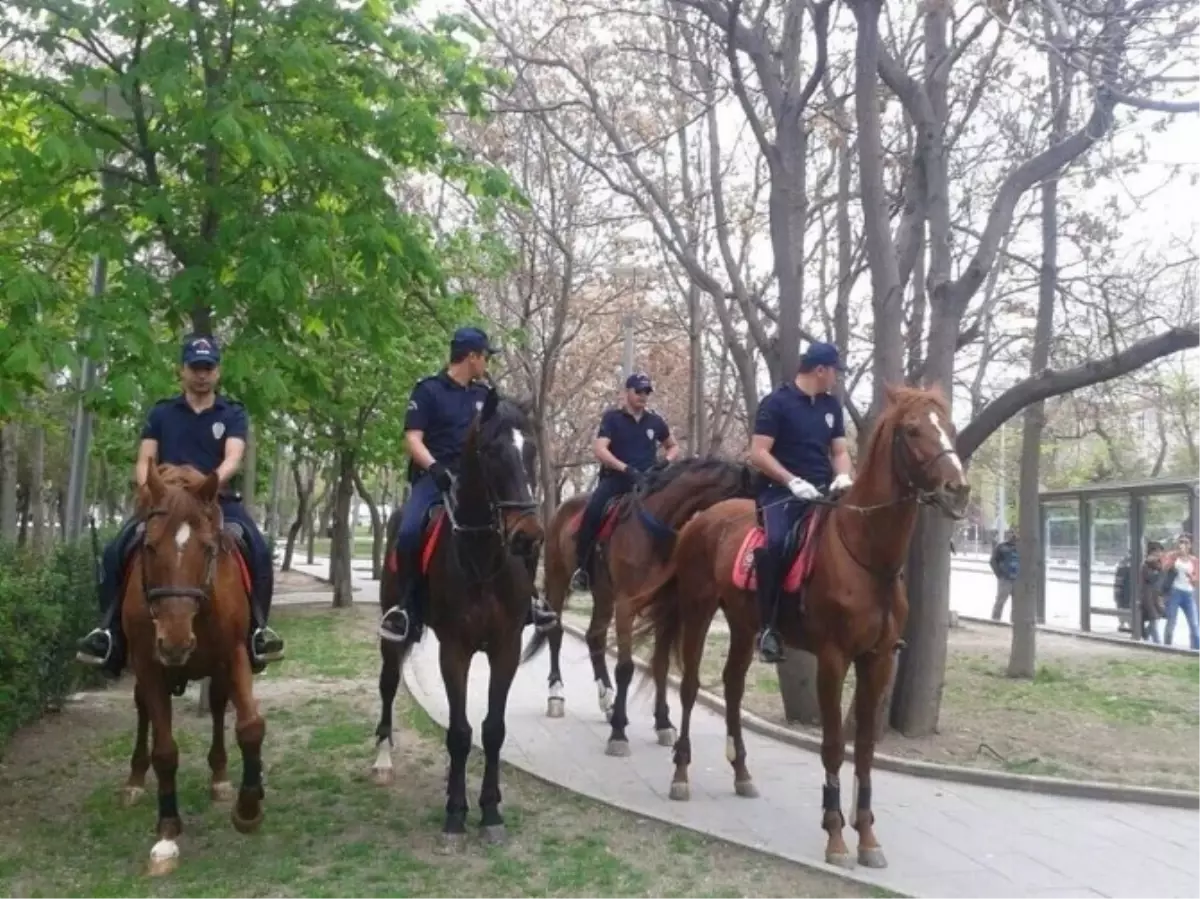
[0,540,105,752]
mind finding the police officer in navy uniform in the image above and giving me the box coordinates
[570,372,680,591]
[747,342,854,663]
[379,326,559,643]
[77,336,285,675]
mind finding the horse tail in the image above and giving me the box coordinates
[626,534,686,672]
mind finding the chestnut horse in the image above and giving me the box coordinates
[532,457,757,755]
[371,391,545,848]
[120,463,267,876]
[629,385,970,869]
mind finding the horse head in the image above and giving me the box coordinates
[461,388,543,557]
[139,463,223,666]
[877,385,971,519]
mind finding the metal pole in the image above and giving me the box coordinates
[64,209,111,541]
[621,313,635,381]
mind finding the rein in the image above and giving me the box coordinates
[440,472,540,586]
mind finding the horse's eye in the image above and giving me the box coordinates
[905,424,921,438]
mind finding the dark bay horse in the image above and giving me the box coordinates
[534,457,756,756]
[120,463,267,876]
[371,390,544,848]
[629,385,970,869]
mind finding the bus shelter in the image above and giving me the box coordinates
[1037,477,1199,639]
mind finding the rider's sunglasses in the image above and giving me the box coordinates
[633,388,651,397]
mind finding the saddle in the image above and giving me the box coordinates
[567,498,622,544]
[385,504,447,578]
[732,506,829,595]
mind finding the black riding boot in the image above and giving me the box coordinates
[379,546,422,643]
[754,549,784,664]
[76,594,126,678]
[249,565,285,672]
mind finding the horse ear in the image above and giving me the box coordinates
[481,386,499,422]
[146,463,166,504]
[196,472,220,505]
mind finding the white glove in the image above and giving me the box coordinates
[830,473,854,495]
[787,477,820,501]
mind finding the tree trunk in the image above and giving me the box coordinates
[777,652,821,724]
[330,450,356,607]
[307,479,331,566]
[242,420,257,519]
[0,424,18,544]
[266,442,285,540]
[30,415,46,551]
[353,468,384,580]
[282,458,314,572]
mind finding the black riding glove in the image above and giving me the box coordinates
[427,462,453,493]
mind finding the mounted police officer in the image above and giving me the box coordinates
[378,326,558,643]
[570,372,680,592]
[747,342,854,664]
[76,335,285,675]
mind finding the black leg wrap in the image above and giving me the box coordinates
[158,792,179,821]
[857,784,872,812]
[822,784,841,812]
[242,755,263,789]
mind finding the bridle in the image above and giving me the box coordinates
[139,507,218,616]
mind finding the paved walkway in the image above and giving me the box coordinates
[292,561,1200,898]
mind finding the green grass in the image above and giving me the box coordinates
[0,606,883,898]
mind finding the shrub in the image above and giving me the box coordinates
[0,540,105,751]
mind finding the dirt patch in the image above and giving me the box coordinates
[690,618,1199,792]
[0,607,887,898]
[275,567,331,594]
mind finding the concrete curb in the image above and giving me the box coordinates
[399,647,907,899]
[957,614,1199,656]
[559,621,1199,811]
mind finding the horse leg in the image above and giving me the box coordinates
[850,651,895,869]
[373,638,402,784]
[143,681,182,876]
[545,625,565,719]
[480,638,520,844]
[605,594,635,757]
[668,603,711,801]
[228,648,266,834]
[817,648,852,868]
[439,640,472,851]
[650,619,676,747]
[723,617,758,798]
[207,677,235,802]
[588,590,615,721]
[123,681,151,806]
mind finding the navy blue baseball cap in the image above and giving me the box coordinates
[451,326,500,357]
[181,335,221,366]
[798,341,843,372]
[625,372,653,393]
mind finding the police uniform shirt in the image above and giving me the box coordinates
[142,394,248,475]
[404,370,491,480]
[754,383,845,489]
[597,407,670,477]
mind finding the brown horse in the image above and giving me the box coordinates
[371,391,546,848]
[532,457,757,755]
[119,463,266,875]
[629,385,970,869]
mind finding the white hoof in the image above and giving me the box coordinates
[734,779,759,798]
[825,850,855,869]
[605,738,631,757]
[372,742,393,786]
[210,781,236,802]
[858,846,888,868]
[122,785,145,807]
[668,781,690,801]
[546,697,565,718]
[148,839,179,876]
[656,727,677,747]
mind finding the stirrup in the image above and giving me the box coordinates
[379,606,411,643]
[569,568,589,592]
[251,626,285,664]
[75,628,113,667]
[530,598,559,634]
[757,628,784,664]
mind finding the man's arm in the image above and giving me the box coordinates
[405,429,437,471]
[748,434,796,487]
[662,433,680,462]
[216,404,249,487]
[593,436,629,474]
[831,437,853,477]
[135,438,158,487]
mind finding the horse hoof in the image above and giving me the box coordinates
[122,785,145,807]
[668,782,690,801]
[734,780,759,798]
[147,839,179,876]
[656,727,677,747]
[481,824,507,846]
[858,846,888,869]
[603,707,614,723]
[546,698,565,718]
[210,781,236,802]
[825,850,855,869]
[231,804,264,834]
[605,738,631,758]
[372,767,394,786]
[439,832,467,855]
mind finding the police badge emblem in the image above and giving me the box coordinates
[824,413,833,428]
[476,401,484,411]
[212,422,226,439]
[646,428,655,440]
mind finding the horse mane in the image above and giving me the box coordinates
[617,455,755,537]
[638,456,751,502]
[857,385,949,475]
